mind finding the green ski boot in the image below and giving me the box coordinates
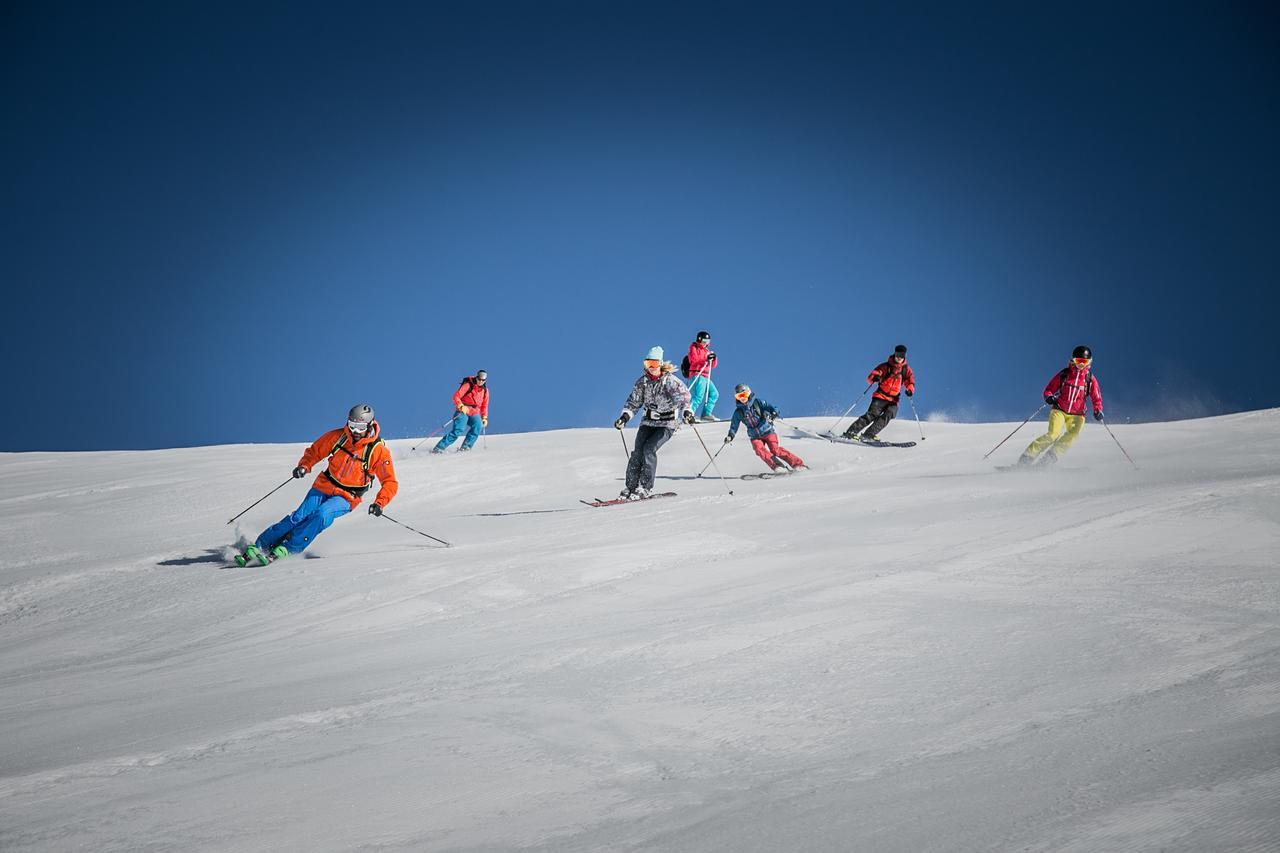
[270,545,289,562]
[236,544,270,567]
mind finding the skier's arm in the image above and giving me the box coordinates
[480,386,489,419]
[453,382,469,413]
[672,374,692,420]
[1043,372,1064,401]
[866,365,883,384]
[370,444,399,508]
[622,377,645,418]
[904,366,915,396]
[1090,376,1103,415]
[727,407,743,439]
[297,429,343,472]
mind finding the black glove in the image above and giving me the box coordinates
[614,412,631,430]
[292,466,308,479]
[1044,396,1058,408]
[905,389,913,397]
[1094,410,1104,422]
[724,433,734,444]
[708,351,717,362]
[766,411,777,423]
[683,411,697,425]
[368,503,383,517]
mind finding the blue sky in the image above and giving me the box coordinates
[3,2,1278,450]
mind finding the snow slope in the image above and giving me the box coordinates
[1,412,1278,852]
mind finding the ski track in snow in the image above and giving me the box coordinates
[1,414,1279,851]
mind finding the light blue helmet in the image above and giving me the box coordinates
[645,346,664,361]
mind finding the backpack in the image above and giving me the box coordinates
[680,355,692,378]
[324,432,384,496]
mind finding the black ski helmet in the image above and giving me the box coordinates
[696,330,711,342]
[894,344,907,357]
[1072,345,1092,360]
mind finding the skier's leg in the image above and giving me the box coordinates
[750,437,776,468]
[843,400,881,438]
[1019,409,1067,463]
[703,381,719,418]
[774,439,805,468]
[864,402,897,440]
[280,494,352,554]
[639,426,673,489]
[625,425,651,491]
[433,413,468,451]
[460,414,483,449]
[256,488,326,551]
[689,376,709,418]
[1044,414,1086,460]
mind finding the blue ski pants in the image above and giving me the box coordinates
[689,375,719,418]
[434,412,483,451]
[256,488,351,554]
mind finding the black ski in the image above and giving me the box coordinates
[581,492,678,508]
[822,433,916,448]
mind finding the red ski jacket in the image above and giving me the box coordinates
[869,360,915,403]
[453,377,490,417]
[686,342,717,379]
[1045,364,1102,417]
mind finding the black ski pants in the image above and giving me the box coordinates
[626,424,674,490]
[844,398,897,438]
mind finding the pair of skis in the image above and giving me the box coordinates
[581,492,678,508]
[819,431,917,448]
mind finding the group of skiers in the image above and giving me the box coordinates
[236,334,1104,564]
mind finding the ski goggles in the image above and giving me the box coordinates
[734,390,751,402]
[643,359,662,370]
[1072,357,1092,368]
[347,419,371,433]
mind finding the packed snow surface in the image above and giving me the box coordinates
[2,412,1278,851]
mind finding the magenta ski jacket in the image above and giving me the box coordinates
[1045,364,1103,417]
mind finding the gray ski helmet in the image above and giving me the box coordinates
[475,370,487,381]
[1072,345,1092,360]
[734,383,751,397]
[347,403,375,429]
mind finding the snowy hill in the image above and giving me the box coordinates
[2,412,1278,852]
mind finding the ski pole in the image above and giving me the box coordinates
[774,417,828,441]
[482,423,488,451]
[1101,419,1139,470]
[412,416,456,451]
[226,477,293,525]
[697,441,728,478]
[620,428,630,459]
[688,421,733,495]
[982,402,1047,460]
[825,383,874,436]
[907,396,926,441]
[378,512,452,547]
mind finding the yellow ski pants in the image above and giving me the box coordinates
[1020,408,1085,463]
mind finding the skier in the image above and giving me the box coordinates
[1016,345,1104,467]
[685,330,720,422]
[614,346,693,500]
[433,370,489,453]
[238,404,398,565]
[842,345,915,441]
[725,384,806,472]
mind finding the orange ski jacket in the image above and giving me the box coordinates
[297,421,398,509]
